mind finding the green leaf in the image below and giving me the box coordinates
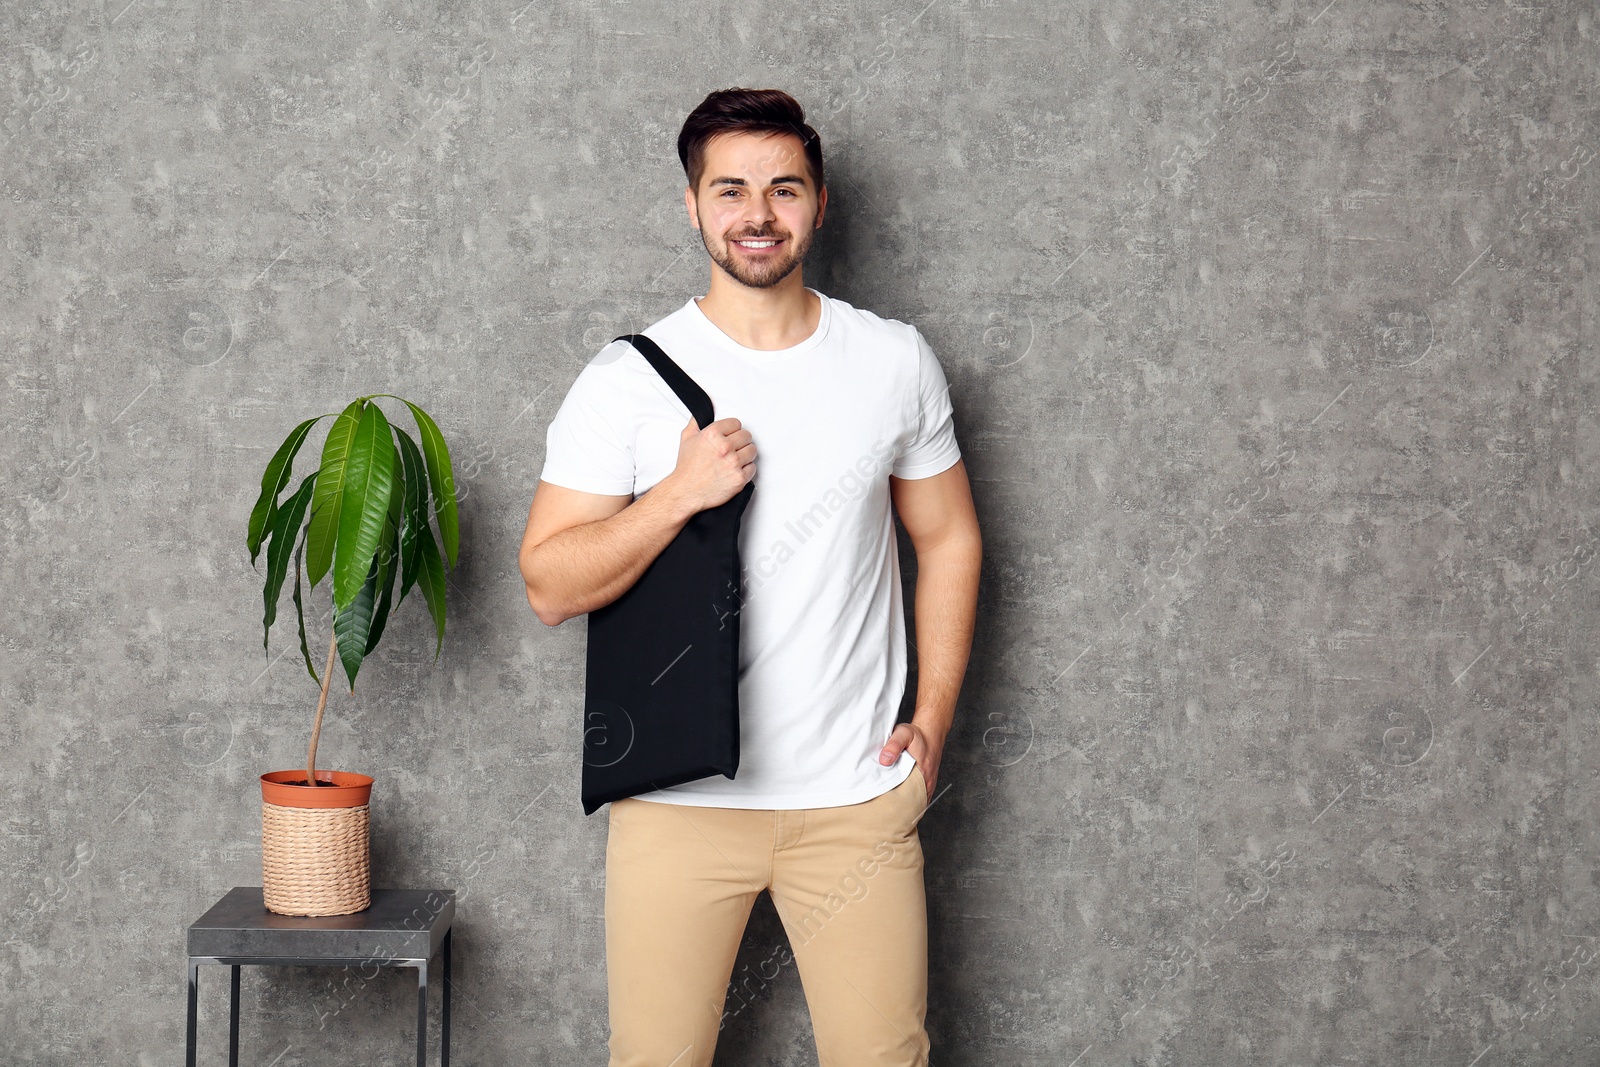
[291,526,320,686]
[332,401,397,612]
[401,399,459,570]
[416,520,448,662]
[364,487,403,656]
[306,399,366,593]
[261,472,319,652]
[383,457,405,564]
[248,415,327,566]
[333,552,382,692]
[393,428,429,606]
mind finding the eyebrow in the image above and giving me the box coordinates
[707,174,808,190]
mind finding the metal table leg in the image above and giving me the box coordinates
[186,959,199,1067]
[417,958,429,1067]
[442,929,452,1067]
[229,964,241,1067]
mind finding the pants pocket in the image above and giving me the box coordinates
[910,763,928,814]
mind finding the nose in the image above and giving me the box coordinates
[742,194,776,229]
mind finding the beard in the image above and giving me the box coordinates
[702,219,816,289]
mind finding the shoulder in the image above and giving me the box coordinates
[556,338,662,420]
[567,313,695,418]
[821,293,923,368]
[581,297,696,379]
[579,299,701,374]
[823,292,916,339]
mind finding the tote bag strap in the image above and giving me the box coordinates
[615,333,715,431]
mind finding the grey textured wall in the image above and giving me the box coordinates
[4,0,1597,1063]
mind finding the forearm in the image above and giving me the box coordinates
[522,479,697,625]
[907,535,982,745]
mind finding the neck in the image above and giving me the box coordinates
[696,273,820,351]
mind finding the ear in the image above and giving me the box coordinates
[814,184,827,228]
[684,184,701,230]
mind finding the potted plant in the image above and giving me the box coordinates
[246,394,459,916]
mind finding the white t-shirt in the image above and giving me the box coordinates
[539,286,962,809]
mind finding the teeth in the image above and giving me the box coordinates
[736,239,778,247]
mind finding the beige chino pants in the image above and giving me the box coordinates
[604,763,932,1066]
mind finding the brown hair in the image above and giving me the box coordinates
[677,88,825,196]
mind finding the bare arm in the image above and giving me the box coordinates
[519,414,757,627]
[878,458,983,796]
[519,478,698,627]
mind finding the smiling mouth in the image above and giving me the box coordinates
[731,237,783,251]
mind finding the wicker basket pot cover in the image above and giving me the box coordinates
[260,770,374,916]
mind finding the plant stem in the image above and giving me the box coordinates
[308,627,338,786]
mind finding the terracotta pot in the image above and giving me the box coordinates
[259,770,375,916]
[260,769,375,808]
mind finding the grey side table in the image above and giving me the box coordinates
[185,887,455,1067]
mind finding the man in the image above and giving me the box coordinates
[518,87,982,1066]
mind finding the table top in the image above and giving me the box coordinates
[187,887,455,961]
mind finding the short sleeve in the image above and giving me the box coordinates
[538,344,636,496]
[892,328,962,479]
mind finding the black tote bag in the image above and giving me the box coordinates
[579,333,755,815]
